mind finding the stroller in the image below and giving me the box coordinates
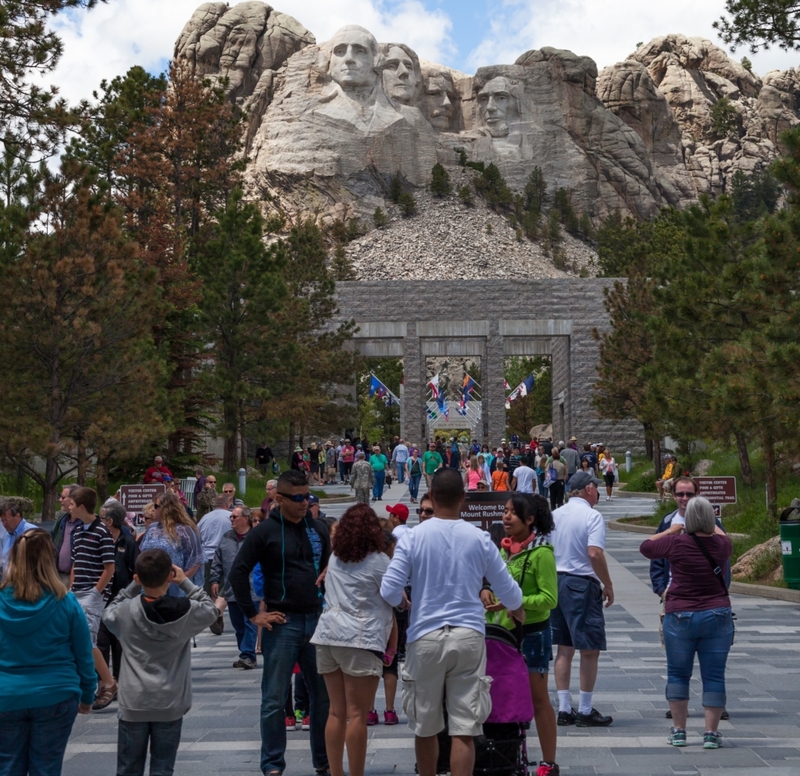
[433,624,534,775]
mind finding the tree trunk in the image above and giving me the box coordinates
[76,435,89,486]
[762,431,778,519]
[288,420,296,456]
[643,424,653,459]
[223,399,238,473]
[734,430,753,487]
[653,437,662,477]
[96,451,110,503]
[42,454,60,521]
[239,400,248,470]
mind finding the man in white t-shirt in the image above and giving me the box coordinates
[381,469,524,776]
[511,462,536,494]
[550,471,615,729]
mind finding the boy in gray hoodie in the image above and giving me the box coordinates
[102,548,218,776]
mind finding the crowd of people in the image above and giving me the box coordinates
[0,435,735,776]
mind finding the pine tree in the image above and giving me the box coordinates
[430,163,451,197]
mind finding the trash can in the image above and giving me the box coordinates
[779,505,800,590]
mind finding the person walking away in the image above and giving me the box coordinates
[391,439,410,486]
[639,497,733,749]
[102,549,218,776]
[68,487,118,709]
[0,528,96,775]
[256,443,274,475]
[52,484,81,586]
[325,442,337,485]
[559,441,579,489]
[198,495,233,597]
[311,504,396,776]
[547,451,567,510]
[422,443,443,492]
[380,469,525,776]
[229,470,331,776]
[406,449,423,503]
[598,451,617,501]
[550,471,614,728]
[491,459,509,492]
[464,455,486,491]
[369,445,389,502]
[511,458,536,494]
[210,506,260,670]
[95,500,139,705]
[350,451,374,505]
[482,494,559,776]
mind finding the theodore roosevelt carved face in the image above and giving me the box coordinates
[422,72,456,131]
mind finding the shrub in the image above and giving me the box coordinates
[373,207,388,228]
[458,184,474,206]
[398,191,417,217]
[430,163,451,197]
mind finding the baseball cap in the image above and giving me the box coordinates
[163,475,173,482]
[568,471,603,490]
[308,494,320,505]
[386,503,409,522]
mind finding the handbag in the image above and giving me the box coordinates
[689,533,736,643]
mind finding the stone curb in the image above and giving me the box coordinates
[319,496,355,504]
[614,488,660,499]
[607,518,657,535]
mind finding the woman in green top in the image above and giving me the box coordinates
[481,494,559,776]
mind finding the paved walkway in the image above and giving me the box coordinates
[62,483,800,775]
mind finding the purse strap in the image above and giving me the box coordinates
[689,534,728,595]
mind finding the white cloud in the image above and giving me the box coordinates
[47,0,453,104]
[465,0,800,77]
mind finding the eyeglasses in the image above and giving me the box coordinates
[223,490,235,494]
[417,507,435,515]
[278,492,310,502]
[674,491,695,498]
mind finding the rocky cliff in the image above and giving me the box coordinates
[174,4,800,278]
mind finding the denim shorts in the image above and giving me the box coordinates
[550,574,607,651]
[521,626,552,674]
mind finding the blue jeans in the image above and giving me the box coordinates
[228,600,258,662]
[117,718,183,776]
[259,611,329,774]
[0,696,78,776]
[409,474,421,500]
[395,462,405,484]
[663,607,733,708]
[373,469,386,500]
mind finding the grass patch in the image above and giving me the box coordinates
[618,455,657,493]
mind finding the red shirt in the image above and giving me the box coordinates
[144,465,173,483]
[640,533,732,613]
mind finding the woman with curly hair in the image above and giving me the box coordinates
[139,492,203,595]
[311,503,396,776]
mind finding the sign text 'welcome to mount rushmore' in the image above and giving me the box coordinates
[176,2,800,222]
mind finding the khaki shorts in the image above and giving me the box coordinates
[74,588,105,647]
[402,626,491,737]
[315,644,384,677]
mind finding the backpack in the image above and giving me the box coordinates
[546,465,558,485]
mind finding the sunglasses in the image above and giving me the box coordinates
[674,491,696,498]
[417,507,435,515]
[278,492,310,502]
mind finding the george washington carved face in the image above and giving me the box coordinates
[327,26,380,90]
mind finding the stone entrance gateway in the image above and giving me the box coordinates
[333,279,644,452]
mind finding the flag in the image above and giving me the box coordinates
[436,390,449,420]
[462,374,477,395]
[427,406,438,420]
[428,373,440,399]
[507,374,535,404]
[369,374,388,400]
[503,379,511,390]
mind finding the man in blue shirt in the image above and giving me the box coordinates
[0,501,38,576]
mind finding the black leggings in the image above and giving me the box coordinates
[549,480,565,510]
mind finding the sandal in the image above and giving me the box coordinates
[92,679,118,710]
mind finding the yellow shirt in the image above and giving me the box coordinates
[661,461,675,480]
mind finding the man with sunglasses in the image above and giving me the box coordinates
[648,476,732,721]
[229,469,331,776]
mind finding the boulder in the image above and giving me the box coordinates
[731,535,781,581]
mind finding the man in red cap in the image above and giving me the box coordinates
[386,503,410,542]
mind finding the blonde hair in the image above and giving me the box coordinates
[0,529,67,602]
[157,492,198,541]
[469,455,480,472]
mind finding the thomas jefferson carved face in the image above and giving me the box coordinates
[328,26,379,90]
[383,45,417,104]
[422,73,456,130]
[477,76,512,137]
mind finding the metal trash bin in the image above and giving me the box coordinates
[779,504,800,590]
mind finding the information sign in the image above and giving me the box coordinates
[694,476,737,505]
[119,483,165,513]
[460,492,508,529]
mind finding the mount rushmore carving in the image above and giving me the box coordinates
[176,2,800,225]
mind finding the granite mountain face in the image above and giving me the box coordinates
[175,3,800,234]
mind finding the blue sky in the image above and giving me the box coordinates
[47,0,800,104]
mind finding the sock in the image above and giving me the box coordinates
[557,691,572,713]
[579,691,593,715]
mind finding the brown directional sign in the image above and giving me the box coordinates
[460,492,509,529]
[694,477,737,505]
[119,484,165,513]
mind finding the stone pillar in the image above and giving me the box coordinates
[550,336,571,442]
[401,324,426,446]
[484,321,505,445]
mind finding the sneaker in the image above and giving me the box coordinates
[665,709,672,719]
[536,763,560,776]
[384,710,399,725]
[240,657,256,670]
[285,716,297,731]
[667,728,687,747]
[302,715,310,731]
[367,710,379,726]
[232,658,246,669]
[575,708,613,727]
[210,611,224,635]
[721,709,730,720]
[557,708,577,726]
[703,731,722,749]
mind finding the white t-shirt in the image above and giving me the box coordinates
[393,524,411,542]
[513,465,536,493]
[551,496,606,580]
[381,517,523,643]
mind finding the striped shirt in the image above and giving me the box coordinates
[71,518,115,600]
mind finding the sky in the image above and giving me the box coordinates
[48,0,800,104]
